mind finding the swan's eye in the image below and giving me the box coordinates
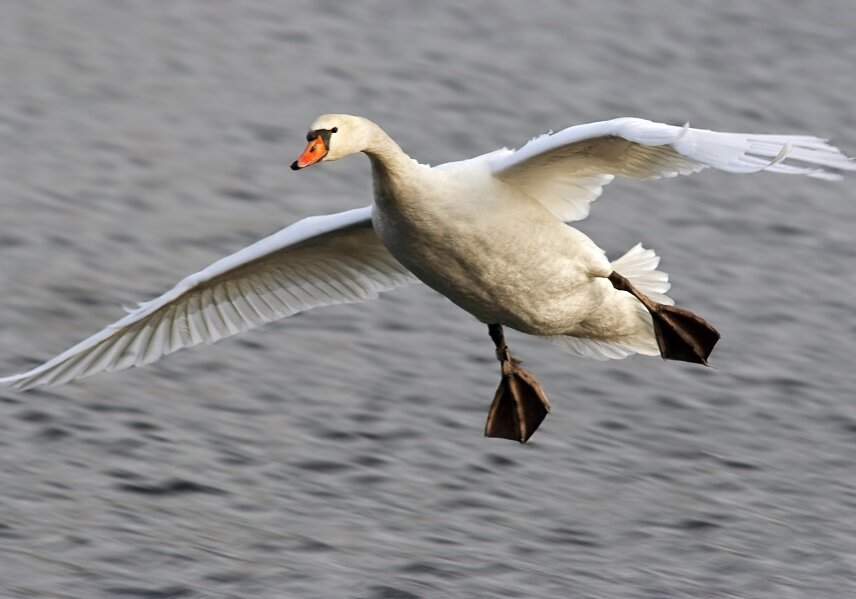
[331,127,338,133]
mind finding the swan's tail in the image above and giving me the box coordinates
[610,243,673,306]
[553,243,672,360]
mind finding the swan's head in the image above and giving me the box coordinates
[290,114,373,170]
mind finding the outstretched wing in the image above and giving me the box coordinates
[489,117,855,222]
[0,206,415,390]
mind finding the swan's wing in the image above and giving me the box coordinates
[0,206,415,390]
[489,117,856,222]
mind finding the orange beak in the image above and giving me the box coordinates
[291,135,328,170]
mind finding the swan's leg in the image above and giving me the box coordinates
[608,271,720,365]
[484,323,551,443]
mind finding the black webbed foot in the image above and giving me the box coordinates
[485,358,551,443]
[608,271,720,365]
[484,324,551,443]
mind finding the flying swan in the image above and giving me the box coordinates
[1,115,853,442]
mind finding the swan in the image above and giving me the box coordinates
[1,114,853,442]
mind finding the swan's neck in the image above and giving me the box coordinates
[363,126,415,179]
[363,124,426,209]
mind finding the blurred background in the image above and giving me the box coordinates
[1,1,855,597]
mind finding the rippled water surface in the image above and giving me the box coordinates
[1,2,856,597]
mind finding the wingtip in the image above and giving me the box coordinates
[810,171,844,182]
[0,375,25,391]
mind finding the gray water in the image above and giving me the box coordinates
[1,2,855,597]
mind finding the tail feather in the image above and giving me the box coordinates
[610,243,674,306]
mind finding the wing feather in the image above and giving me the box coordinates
[0,206,415,390]
[490,117,855,221]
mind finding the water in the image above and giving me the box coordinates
[1,2,855,597]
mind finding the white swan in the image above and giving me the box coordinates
[2,115,853,442]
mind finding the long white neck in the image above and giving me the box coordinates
[360,120,427,209]
[360,120,415,179]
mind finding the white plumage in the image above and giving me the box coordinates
[488,118,851,222]
[1,114,852,392]
[0,207,413,389]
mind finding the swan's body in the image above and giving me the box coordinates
[2,113,853,440]
[374,154,610,331]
